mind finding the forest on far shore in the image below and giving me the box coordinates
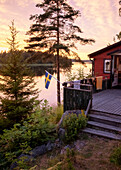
[0,50,72,76]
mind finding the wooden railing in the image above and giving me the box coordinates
[63,83,93,113]
[63,77,111,93]
[63,77,111,114]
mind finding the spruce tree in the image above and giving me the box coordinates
[26,0,95,103]
[0,21,39,129]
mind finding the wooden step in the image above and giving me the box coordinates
[82,128,121,140]
[89,114,121,127]
[87,121,121,133]
[90,110,121,119]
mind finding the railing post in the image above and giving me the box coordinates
[62,82,67,87]
[90,85,93,109]
[105,77,107,89]
[63,87,66,112]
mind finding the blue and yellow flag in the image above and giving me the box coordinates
[45,71,52,89]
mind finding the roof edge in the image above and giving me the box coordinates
[88,41,121,58]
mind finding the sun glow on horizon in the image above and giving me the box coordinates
[0,0,120,57]
[0,47,8,53]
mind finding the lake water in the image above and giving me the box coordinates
[34,62,92,106]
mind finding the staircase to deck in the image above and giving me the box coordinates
[82,110,121,140]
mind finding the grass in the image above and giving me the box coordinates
[29,135,121,170]
[51,104,63,124]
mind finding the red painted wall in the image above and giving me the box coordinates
[93,46,121,79]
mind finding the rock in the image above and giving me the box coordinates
[74,140,86,151]
[64,145,72,150]
[29,145,46,157]
[60,145,71,154]
[10,154,34,170]
[10,140,62,169]
[18,153,34,161]
[46,141,55,151]
[10,161,18,170]
[58,128,65,142]
[55,138,61,148]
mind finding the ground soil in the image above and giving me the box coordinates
[30,134,121,170]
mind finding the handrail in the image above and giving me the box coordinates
[64,86,92,93]
[63,76,110,92]
[85,99,92,117]
[63,76,109,86]
[64,82,93,87]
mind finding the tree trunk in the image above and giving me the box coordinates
[57,0,60,104]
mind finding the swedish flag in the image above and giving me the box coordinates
[45,71,52,89]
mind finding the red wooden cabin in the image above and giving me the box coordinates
[88,41,121,87]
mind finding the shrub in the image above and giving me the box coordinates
[110,145,121,166]
[0,100,56,169]
[62,113,87,143]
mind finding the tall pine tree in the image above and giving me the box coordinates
[26,0,95,103]
[0,21,39,129]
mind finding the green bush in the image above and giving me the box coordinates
[110,146,121,166]
[62,113,87,143]
[0,100,56,169]
[0,117,12,133]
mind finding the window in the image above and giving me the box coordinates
[104,59,111,73]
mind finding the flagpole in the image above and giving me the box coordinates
[45,70,63,85]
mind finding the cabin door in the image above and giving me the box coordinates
[112,56,118,87]
[117,57,121,85]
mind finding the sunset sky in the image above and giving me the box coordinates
[0,0,120,59]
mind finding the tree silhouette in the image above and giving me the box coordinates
[0,21,39,129]
[113,31,121,42]
[26,0,95,104]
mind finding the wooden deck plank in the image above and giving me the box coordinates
[92,89,121,115]
[93,103,121,113]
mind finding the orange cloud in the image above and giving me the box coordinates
[67,0,121,55]
[0,0,120,59]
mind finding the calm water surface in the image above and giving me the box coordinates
[34,62,92,106]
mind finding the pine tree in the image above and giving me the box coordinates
[26,0,95,103]
[0,21,39,129]
[113,32,121,42]
[116,32,121,41]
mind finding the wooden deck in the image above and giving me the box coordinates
[92,89,121,115]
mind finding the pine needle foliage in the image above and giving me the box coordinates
[25,0,95,57]
[0,21,39,129]
[26,0,95,104]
